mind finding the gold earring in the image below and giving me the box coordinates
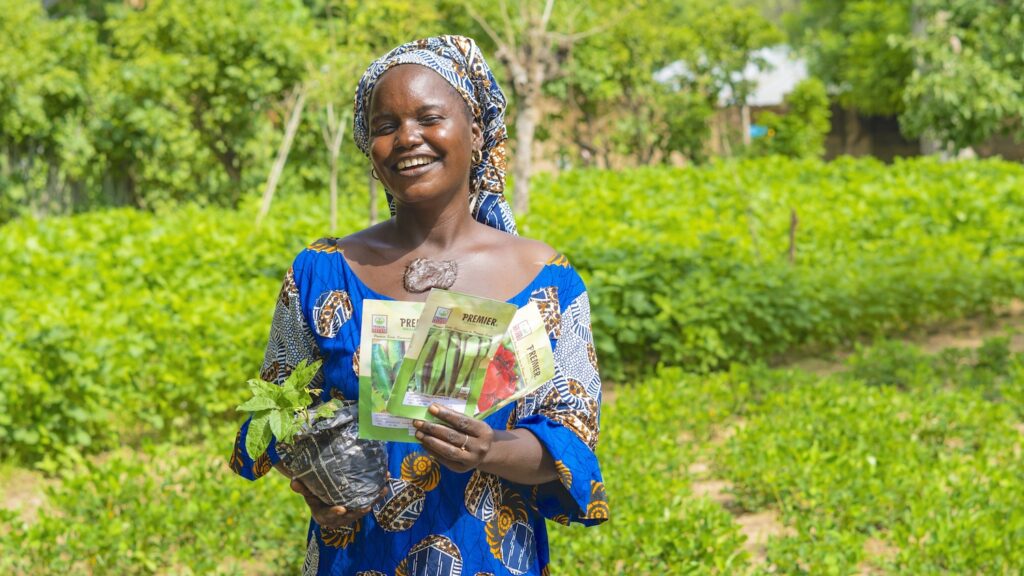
[471,149,483,165]
[371,168,380,181]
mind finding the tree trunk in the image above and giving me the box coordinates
[512,96,538,215]
[328,154,338,234]
[912,1,945,157]
[257,86,307,226]
[741,104,752,147]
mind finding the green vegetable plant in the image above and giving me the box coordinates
[235,359,337,458]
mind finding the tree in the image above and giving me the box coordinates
[899,0,1024,153]
[555,0,779,166]
[449,0,614,215]
[0,0,105,220]
[787,0,914,117]
[750,77,832,158]
[101,0,323,208]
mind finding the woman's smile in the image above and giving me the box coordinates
[393,155,440,176]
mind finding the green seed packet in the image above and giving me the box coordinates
[474,301,555,419]
[358,300,425,441]
[386,290,517,422]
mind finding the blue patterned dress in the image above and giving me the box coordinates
[230,237,608,575]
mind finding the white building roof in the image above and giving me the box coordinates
[655,45,808,107]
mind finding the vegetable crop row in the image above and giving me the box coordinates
[3,156,1024,464]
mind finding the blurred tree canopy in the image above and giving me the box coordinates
[787,0,1024,153]
[899,0,1024,153]
[2,0,1022,224]
[1,0,786,222]
[787,0,914,117]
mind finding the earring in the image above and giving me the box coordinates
[471,149,483,165]
[371,168,380,181]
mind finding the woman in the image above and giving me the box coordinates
[230,35,607,576]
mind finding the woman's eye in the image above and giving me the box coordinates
[420,115,443,125]
[372,124,395,136]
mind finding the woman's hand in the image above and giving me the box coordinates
[413,403,494,473]
[289,479,381,530]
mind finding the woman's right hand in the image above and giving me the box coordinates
[289,479,376,529]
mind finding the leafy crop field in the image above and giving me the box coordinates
[2,157,1023,573]
[4,338,1021,574]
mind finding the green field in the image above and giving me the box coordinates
[2,157,1024,574]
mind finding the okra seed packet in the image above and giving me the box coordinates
[386,290,517,421]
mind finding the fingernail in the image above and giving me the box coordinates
[415,431,424,440]
[412,420,423,428]
[428,404,440,415]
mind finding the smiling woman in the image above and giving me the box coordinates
[229,35,608,576]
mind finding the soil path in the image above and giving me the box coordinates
[686,422,793,567]
[0,467,53,527]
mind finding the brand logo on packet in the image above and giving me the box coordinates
[512,320,530,341]
[433,307,452,325]
[372,314,388,334]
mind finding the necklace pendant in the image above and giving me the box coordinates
[403,257,458,293]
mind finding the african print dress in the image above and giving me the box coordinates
[229,238,608,576]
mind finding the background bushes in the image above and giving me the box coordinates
[3,157,1024,464]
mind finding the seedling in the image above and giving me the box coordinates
[235,359,338,458]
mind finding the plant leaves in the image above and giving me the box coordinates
[315,401,338,420]
[268,409,287,441]
[248,378,281,399]
[236,396,277,413]
[245,411,272,459]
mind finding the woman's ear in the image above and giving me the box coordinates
[471,121,483,152]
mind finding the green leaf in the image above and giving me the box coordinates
[280,386,308,410]
[315,401,338,420]
[282,359,322,394]
[245,411,272,458]
[236,396,277,413]
[248,378,280,399]
[268,410,287,441]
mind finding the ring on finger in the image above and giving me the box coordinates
[460,434,469,451]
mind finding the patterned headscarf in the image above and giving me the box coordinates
[353,35,518,235]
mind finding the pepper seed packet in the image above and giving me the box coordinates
[386,290,517,422]
[474,300,555,419]
[358,300,424,441]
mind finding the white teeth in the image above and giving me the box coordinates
[396,157,434,170]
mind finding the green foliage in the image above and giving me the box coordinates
[99,0,323,208]
[4,157,1024,465]
[552,0,780,165]
[0,432,308,574]
[3,341,1022,572]
[750,78,831,158]
[788,0,1024,152]
[549,369,749,575]
[237,359,335,457]
[524,156,1024,379]
[719,342,1024,574]
[899,0,1024,152]
[786,0,914,116]
[0,194,365,467]
[0,0,325,219]
[0,0,106,220]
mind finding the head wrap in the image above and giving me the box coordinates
[353,35,518,235]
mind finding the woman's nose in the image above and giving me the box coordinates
[395,120,423,148]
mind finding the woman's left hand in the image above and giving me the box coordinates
[413,403,494,473]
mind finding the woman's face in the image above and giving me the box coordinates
[368,65,483,207]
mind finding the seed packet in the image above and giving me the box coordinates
[358,300,425,441]
[474,301,555,419]
[386,290,517,421]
